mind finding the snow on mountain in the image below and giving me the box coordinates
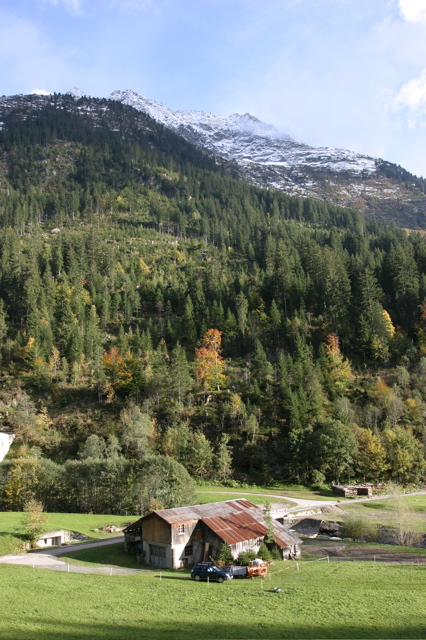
[66,87,88,99]
[108,89,377,178]
[1,88,424,226]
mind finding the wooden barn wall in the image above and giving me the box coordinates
[143,514,171,544]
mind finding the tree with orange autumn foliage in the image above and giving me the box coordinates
[194,329,226,391]
[103,347,145,400]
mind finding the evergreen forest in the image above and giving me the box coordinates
[0,94,425,514]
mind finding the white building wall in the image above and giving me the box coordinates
[36,530,71,547]
[0,432,15,462]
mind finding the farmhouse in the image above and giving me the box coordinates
[123,499,302,569]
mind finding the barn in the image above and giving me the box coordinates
[123,499,302,569]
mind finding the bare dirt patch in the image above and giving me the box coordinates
[303,540,426,564]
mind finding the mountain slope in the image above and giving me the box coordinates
[110,89,426,228]
[0,91,425,490]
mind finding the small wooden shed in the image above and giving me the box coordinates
[332,484,373,498]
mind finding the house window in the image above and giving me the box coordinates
[184,544,193,557]
[178,524,185,535]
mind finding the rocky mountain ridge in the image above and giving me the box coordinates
[108,89,426,228]
[1,89,426,227]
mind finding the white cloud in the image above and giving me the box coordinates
[30,89,53,95]
[399,0,426,22]
[108,0,152,10]
[41,0,152,13]
[0,12,86,95]
[394,68,426,125]
[40,0,86,15]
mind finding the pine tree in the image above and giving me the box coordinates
[169,342,192,403]
[215,434,233,480]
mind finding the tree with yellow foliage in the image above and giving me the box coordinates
[194,329,226,391]
[323,333,354,393]
[353,427,389,482]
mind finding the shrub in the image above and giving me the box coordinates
[236,550,257,565]
[20,499,50,548]
[311,469,329,492]
[258,541,271,561]
[270,546,281,561]
[341,513,378,542]
[218,542,233,565]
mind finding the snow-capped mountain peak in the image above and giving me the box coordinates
[108,89,376,183]
[109,89,290,141]
[67,87,88,99]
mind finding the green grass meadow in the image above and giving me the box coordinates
[0,512,134,555]
[196,482,337,501]
[196,491,293,506]
[341,496,426,533]
[1,560,425,639]
[60,542,140,568]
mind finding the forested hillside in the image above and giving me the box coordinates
[0,95,424,514]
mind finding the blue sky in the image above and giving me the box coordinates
[2,0,426,176]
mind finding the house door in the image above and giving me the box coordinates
[149,544,167,567]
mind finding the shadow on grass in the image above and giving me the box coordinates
[60,543,195,577]
[59,543,139,568]
[3,618,425,640]
[0,531,28,555]
[153,575,192,581]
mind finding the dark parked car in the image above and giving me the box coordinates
[190,562,233,583]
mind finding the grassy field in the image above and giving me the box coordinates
[196,491,293,506]
[1,559,425,639]
[60,543,139,568]
[0,512,135,556]
[196,482,337,501]
[340,496,426,533]
[60,538,426,570]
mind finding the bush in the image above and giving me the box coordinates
[218,542,233,565]
[309,470,329,492]
[270,546,281,561]
[236,550,257,565]
[258,541,271,561]
[341,513,378,542]
[20,499,50,548]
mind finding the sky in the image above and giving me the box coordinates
[2,0,426,176]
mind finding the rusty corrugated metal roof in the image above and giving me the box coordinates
[153,498,258,524]
[202,512,267,545]
[123,499,258,531]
